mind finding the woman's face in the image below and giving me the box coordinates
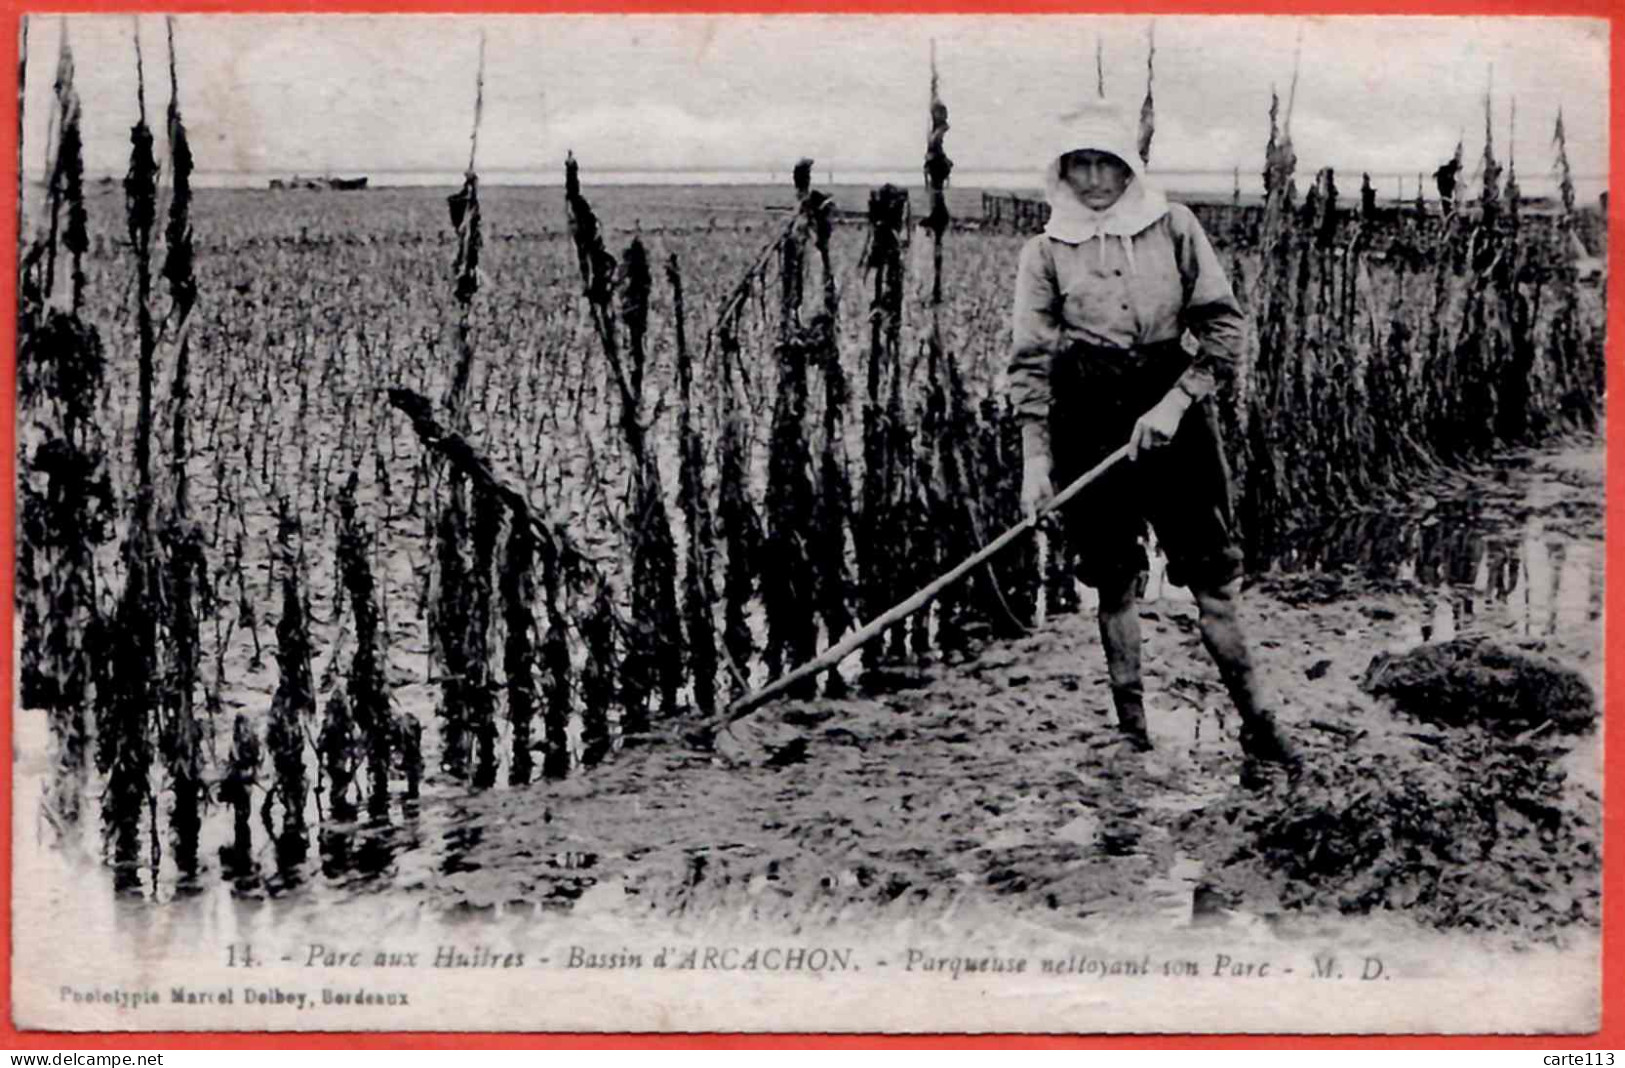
[1060,150,1132,210]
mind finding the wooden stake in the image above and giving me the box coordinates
[468,31,486,176]
[703,442,1132,734]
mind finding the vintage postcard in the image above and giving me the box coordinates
[9,12,1607,1034]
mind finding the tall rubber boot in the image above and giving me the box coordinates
[1098,578,1152,751]
[1193,581,1299,770]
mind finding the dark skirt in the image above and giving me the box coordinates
[1048,338,1244,592]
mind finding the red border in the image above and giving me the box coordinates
[0,0,1618,1051]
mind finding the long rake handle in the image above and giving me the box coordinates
[714,441,1133,729]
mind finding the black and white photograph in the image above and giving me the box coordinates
[10,12,1608,1033]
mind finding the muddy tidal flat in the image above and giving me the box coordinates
[15,442,1603,1033]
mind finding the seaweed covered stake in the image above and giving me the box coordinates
[337,472,393,819]
[127,31,159,500]
[432,39,489,781]
[161,524,209,879]
[1452,82,1506,459]
[922,47,953,300]
[1243,86,1300,561]
[500,511,539,785]
[96,26,164,892]
[668,256,720,715]
[567,159,682,734]
[537,536,574,779]
[17,28,115,831]
[565,154,619,313]
[1137,26,1157,166]
[858,186,897,664]
[580,589,617,766]
[715,286,764,697]
[1494,97,1537,444]
[445,180,482,411]
[432,492,473,777]
[265,500,313,857]
[618,239,683,730]
[762,162,821,696]
[157,18,210,879]
[446,31,486,416]
[917,55,986,650]
[859,185,913,665]
[924,62,1021,643]
[801,166,855,695]
[465,484,502,787]
[396,713,424,802]
[1546,109,1599,430]
[159,20,196,317]
[704,221,788,696]
[218,714,261,877]
[318,692,358,821]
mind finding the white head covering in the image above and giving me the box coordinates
[1042,101,1169,253]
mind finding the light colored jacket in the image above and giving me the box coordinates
[1007,101,1247,427]
[1007,204,1247,426]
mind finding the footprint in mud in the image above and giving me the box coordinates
[1097,802,1145,857]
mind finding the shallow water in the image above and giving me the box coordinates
[1125,473,1604,665]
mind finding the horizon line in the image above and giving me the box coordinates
[46,165,1612,183]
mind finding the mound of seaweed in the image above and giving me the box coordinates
[1178,726,1600,939]
[1361,637,1597,735]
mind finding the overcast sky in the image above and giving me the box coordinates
[21,14,1610,189]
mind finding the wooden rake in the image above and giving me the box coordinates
[690,441,1133,747]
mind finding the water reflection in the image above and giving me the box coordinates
[268,829,309,895]
[1400,520,1601,644]
[1139,498,1601,646]
[438,808,485,877]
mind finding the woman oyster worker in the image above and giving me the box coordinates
[1008,101,1298,771]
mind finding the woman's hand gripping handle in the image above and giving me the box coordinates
[1128,382,1195,462]
[1021,422,1055,520]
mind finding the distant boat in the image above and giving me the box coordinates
[268,175,369,191]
